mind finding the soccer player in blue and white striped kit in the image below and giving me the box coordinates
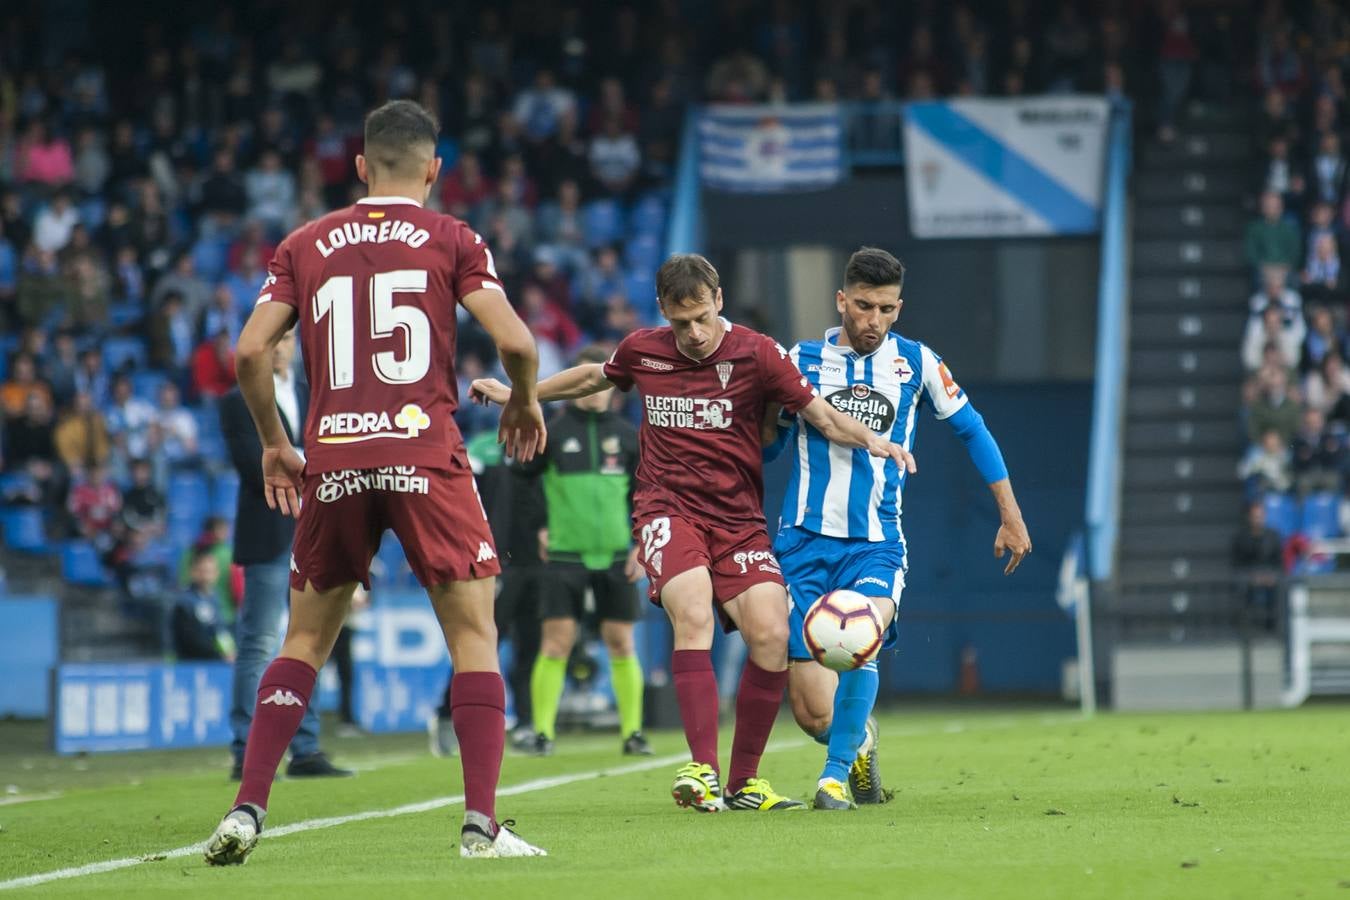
[763,247,1032,810]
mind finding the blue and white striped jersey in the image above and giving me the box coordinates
[777,327,968,542]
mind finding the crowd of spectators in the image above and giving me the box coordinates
[1236,0,1350,582]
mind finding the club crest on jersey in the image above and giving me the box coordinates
[716,361,734,390]
[601,436,621,455]
[893,357,913,383]
[318,403,431,444]
[825,385,896,433]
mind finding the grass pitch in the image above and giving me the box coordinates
[1,704,1347,898]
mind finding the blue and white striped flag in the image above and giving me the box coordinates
[699,104,843,193]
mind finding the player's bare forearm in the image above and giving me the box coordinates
[989,478,1032,574]
[801,396,917,473]
[498,343,540,402]
[236,302,296,449]
[537,363,613,401]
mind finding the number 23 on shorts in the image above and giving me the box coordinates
[639,516,672,577]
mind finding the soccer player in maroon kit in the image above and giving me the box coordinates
[204,101,549,864]
[473,254,915,811]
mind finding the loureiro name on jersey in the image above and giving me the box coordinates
[313,219,432,258]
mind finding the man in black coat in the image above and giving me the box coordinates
[220,328,348,780]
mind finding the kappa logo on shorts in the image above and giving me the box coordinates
[732,549,779,575]
[317,403,431,444]
[316,466,430,502]
[476,542,497,563]
[649,550,663,576]
[290,555,300,574]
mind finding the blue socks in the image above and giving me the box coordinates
[820,662,879,784]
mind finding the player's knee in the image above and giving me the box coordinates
[670,605,714,642]
[745,616,789,659]
[600,622,634,657]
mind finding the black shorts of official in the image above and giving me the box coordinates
[539,559,639,623]
[496,564,546,629]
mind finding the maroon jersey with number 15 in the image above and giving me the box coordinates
[603,320,816,531]
[254,196,501,474]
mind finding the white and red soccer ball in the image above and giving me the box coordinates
[802,589,884,672]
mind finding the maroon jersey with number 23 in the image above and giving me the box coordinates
[603,320,816,530]
[254,196,500,473]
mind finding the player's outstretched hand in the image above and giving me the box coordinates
[866,436,917,474]
[994,517,1032,575]
[469,377,511,407]
[500,392,547,462]
[624,546,644,583]
[261,445,304,518]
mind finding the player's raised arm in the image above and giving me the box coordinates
[235,299,303,516]
[470,362,614,407]
[798,396,917,474]
[461,286,547,461]
[921,345,1031,574]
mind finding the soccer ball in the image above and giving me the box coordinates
[802,590,884,672]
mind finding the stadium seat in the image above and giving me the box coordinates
[1262,492,1298,538]
[191,238,231,282]
[78,197,107,230]
[627,194,667,238]
[623,233,663,273]
[582,200,624,248]
[1,506,50,554]
[1300,492,1341,540]
[108,303,143,329]
[624,272,659,318]
[131,370,169,402]
[211,470,240,520]
[103,336,148,373]
[61,540,114,588]
[167,472,211,530]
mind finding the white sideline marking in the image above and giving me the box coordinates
[0,713,1079,891]
[0,747,736,892]
[0,792,60,808]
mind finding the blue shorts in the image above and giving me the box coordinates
[774,526,906,662]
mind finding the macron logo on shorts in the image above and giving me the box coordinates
[260,689,304,707]
[476,542,497,563]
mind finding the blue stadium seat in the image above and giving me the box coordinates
[1262,492,1298,538]
[61,540,114,587]
[78,198,107,230]
[168,472,211,531]
[131,538,178,571]
[103,336,148,372]
[624,272,658,318]
[131,370,169,402]
[211,470,240,520]
[1300,492,1341,539]
[627,194,667,238]
[109,303,143,329]
[623,233,663,273]
[582,200,624,248]
[191,237,231,282]
[1,506,50,554]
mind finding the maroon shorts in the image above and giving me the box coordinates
[289,464,501,592]
[632,512,784,607]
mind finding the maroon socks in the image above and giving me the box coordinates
[234,657,317,811]
[451,671,506,825]
[726,659,788,794]
[671,649,720,772]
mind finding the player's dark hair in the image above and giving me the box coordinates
[656,254,720,307]
[573,344,612,366]
[363,100,439,179]
[844,247,905,291]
